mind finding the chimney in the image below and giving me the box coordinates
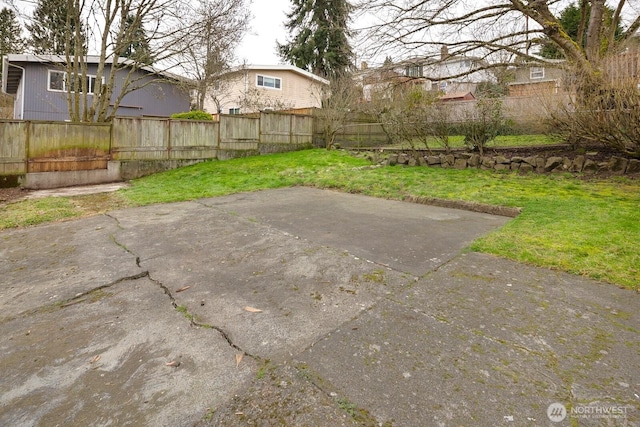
[441,45,449,60]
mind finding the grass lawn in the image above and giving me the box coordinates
[1,149,638,290]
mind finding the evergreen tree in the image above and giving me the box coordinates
[539,2,623,59]
[27,0,86,55]
[0,8,25,68]
[121,14,153,65]
[278,0,354,79]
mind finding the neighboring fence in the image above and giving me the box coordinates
[0,112,313,184]
[317,94,570,148]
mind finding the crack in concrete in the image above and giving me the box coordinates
[145,270,258,359]
[105,213,142,267]
[103,211,257,360]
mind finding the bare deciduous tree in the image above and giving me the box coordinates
[175,0,250,112]
[314,75,361,149]
[358,0,639,95]
[79,0,189,122]
[358,0,640,156]
[12,0,194,121]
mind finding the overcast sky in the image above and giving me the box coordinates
[236,0,291,65]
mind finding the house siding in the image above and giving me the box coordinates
[508,64,566,97]
[206,67,325,115]
[508,81,559,97]
[12,61,189,121]
[249,69,322,110]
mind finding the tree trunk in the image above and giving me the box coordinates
[585,0,605,62]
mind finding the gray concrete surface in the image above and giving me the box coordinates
[0,187,638,426]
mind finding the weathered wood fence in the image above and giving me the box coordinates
[0,112,314,180]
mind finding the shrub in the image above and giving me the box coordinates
[459,96,505,155]
[548,76,640,158]
[171,110,214,121]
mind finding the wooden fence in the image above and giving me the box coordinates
[0,121,27,175]
[0,112,313,177]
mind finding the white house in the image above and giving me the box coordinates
[358,48,496,102]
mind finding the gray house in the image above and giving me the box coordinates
[1,54,190,121]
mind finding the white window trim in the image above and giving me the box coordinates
[256,74,282,90]
[405,65,422,78]
[530,67,545,80]
[47,69,101,94]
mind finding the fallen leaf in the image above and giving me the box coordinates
[176,286,191,293]
[235,352,244,368]
[165,360,181,367]
[235,412,244,416]
[244,306,263,313]
[90,354,101,364]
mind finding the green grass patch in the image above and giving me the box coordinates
[0,198,82,229]
[120,150,365,205]
[1,148,638,290]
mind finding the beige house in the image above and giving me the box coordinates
[508,58,567,97]
[356,48,496,103]
[204,65,329,115]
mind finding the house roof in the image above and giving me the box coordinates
[438,91,475,101]
[225,64,329,85]
[2,54,189,95]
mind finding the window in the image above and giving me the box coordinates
[228,107,240,114]
[405,65,423,78]
[431,81,447,92]
[49,71,65,91]
[530,67,545,79]
[256,74,281,89]
[48,70,100,94]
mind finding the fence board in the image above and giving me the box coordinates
[260,113,291,144]
[170,120,219,160]
[111,117,169,160]
[219,115,259,150]
[291,115,313,145]
[0,121,27,175]
[27,122,110,172]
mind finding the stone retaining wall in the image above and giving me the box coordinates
[372,152,639,175]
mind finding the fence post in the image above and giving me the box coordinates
[167,119,172,160]
[290,113,293,145]
[25,121,31,173]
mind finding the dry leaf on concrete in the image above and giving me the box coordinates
[235,352,244,368]
[244,306,263,313]
[176,286,191,293]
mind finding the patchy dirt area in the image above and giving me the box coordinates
[0,187,31,204]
